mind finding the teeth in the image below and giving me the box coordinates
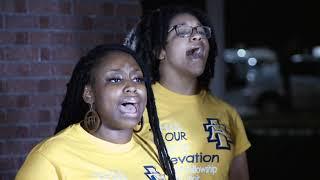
[120,103,137,113]
[186,47,203,59]
[187,47,199,56]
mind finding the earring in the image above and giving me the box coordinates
[82,102,101,133]
[133,117,144,133]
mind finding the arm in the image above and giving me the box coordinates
[229,152,249,180]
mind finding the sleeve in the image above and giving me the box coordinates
[231,110,251,157]
[15,151,59,180]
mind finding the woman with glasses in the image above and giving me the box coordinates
[124,5,251,180]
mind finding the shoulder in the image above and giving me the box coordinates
[204,91,239,114]
[30,125,77,156]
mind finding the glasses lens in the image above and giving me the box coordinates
[176,26,192,37]
[173,25,211,38]
[197,26,211,38]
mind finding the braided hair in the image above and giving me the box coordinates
[124,5,218,90]
[54,44,175,179]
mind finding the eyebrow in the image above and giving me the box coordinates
[105,69,143,73]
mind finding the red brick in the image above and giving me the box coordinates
[29,94,60,108]
[39,16,49,28]
[40,47,50,60]
[6,109,51,124]
[30,32,50,44]
[38,109,52,123]
[51,32,74,44]
[29,124,55,138]
[0,0,14,12]
[2,63,30,77]
[5,79,37,93]
[29,63,53,76]
[38,79,67,94]
[16,95,30,107]
[31,32,73,45]
[0,48,4,60]
[0,95,15,108]
[15,0,27,12]
[94,17,124,31]
[15,32,29,44]
[28,0,71,14]
[0,95,29,108]
[4,47,38,61]
[0,15,3,28]
[103,2,115,16]
[82,16,93,30]
[74,32,105,45]
[0,32,15,44]
[48,16,85,30]
[51,63,75,76]
[52,108,61,122]
[0,79,7,92]
[5,15,38,29]
[1,172,17,180]
[37,79,51,92]
[0,157,16,170]
[0,110,6,122]
[0,0,27,13]
[50,47,82,61]
[74,1,110,16]
[0,140,38,155]
[115,4,141,17]
[0,126,28,138]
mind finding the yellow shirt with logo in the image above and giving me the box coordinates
[16,123,166,180]
[141,83,251,180]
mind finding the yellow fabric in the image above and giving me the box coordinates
[141,83,251,180]
[16,123,166,180]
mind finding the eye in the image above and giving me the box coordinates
[177,26,192,37]
[133,76,145,83]
[107,78,122,83]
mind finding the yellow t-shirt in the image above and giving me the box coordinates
[141,83,251,180]
[16,123,166,180]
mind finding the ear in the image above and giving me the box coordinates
[82,85,94,104]
[158,48,166,60]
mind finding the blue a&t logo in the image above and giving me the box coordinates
[144,166,165,180]
[203,118,233,150]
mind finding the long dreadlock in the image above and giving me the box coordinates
[124,5,218,90]
[54,44,175,179]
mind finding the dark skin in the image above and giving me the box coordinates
[83,51,147,144]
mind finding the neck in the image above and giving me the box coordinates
[159,74,199,95]
[93,127,133,144]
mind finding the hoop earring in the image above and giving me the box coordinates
[134,117,144,133]
[82,102,101,133]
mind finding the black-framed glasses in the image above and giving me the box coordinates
[168,25,212,39]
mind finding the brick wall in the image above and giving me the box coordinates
[0,0,141,179]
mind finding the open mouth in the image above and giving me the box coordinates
[186,47,204,59]
[119,102,138,114]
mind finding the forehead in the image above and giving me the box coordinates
[98,51,141,70]
[169,13,201,26]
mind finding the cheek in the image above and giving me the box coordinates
[95,88,119,109]
[167,41,187,58]
[140,86,147,106]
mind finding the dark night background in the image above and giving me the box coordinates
[225,0,320,50]
[226,1,320,179]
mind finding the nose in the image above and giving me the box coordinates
[190,31,202,41]
[124,81,137,94]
